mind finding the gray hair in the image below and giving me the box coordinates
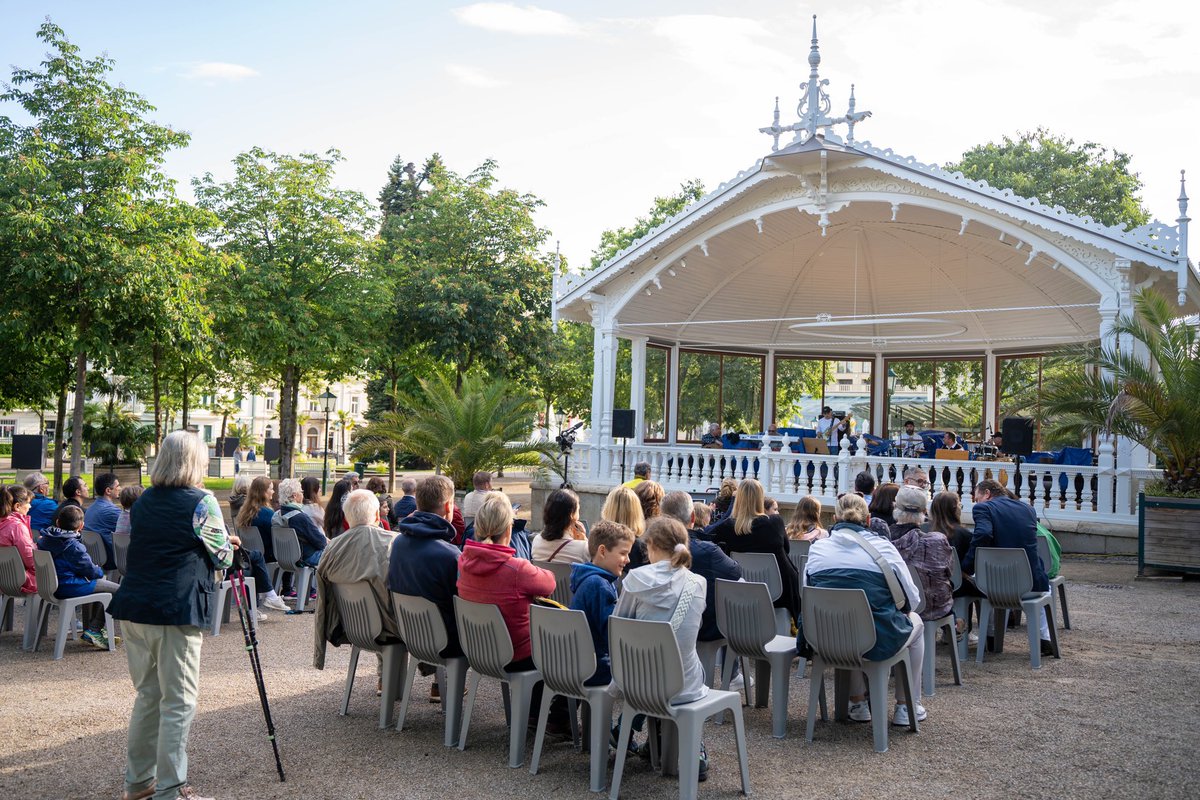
[343,488,380,527]
[660,491,694,526]
[902,466,929,485]
[231,472,252,496]
[399,477,417,494]
[893,486,928,525]
[150,430,209,488]
[278,478,303,504]
[23,472,48,491]
[633,461,651,478]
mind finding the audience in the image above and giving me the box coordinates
[58,475,88,511]
[902,466,930,491]
[764,497,779,516]
[785,495,827,541]
[323,478,354,539]
[0,486,36,593]
[274,478,328,598]
[660,491,741,648]
[393,477,417,524]
[692,501,712,531]
[460,471,492,526]
[888,486,954,625]
[365,476,394,531]
[925,491,972,565]
[867,483,900,537]
[228,473,252,520]
[854,471,877,504]
[84,471,122,569]
[301,476,324,529]
[601,485,645,575]
[22,472,57,533]
[114,485,143,537]
[38,504,119,649]
[235,476,278,564]
[532,488,589,563]
[621,461,651,489]
[711,478,738,524]
[568,519,635,686]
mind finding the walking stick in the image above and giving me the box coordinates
[229,552,287,782]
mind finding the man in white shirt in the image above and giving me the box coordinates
[816,407,834,442]
[460,471,492,525]
[896,420,923,457]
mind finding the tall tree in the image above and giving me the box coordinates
[590,179,706,270]
[193,147,375,477]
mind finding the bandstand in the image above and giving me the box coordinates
[550,20,1200,551]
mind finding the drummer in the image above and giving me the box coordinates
[896,420,923,457]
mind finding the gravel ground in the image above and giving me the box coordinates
[3,557,1198,800]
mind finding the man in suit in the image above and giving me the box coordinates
[963,479,1057,657]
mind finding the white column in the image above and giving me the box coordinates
[872,353,886,437]
[588,306,608,478]
[762,349,776,432]
[629,337,647,444]
[983,348,998,437]
[667,343,681,445]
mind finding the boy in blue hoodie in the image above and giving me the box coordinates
[569,520,634,687]
[37,504,121,649]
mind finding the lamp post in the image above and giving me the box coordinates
[318,388,337,493]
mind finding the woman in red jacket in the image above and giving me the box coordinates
[0,486,36,593]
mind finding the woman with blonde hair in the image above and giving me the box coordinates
[633,480,664,522]
[602,485,647,573]
[786,495,827,541]
[707,478,799,623]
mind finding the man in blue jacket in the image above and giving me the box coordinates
[22,472,58,533]
[661,491,742,643]
[84,472,122,570]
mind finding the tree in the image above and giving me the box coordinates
[0,22,202,476]
[590,179,706,270]
[193,147,376,477]
[947,128,1150,230]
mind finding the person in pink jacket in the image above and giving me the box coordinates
[457,492,555,667]
[0,486,37,593]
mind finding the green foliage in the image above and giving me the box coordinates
[83,405,155,465]
[947,128,1149,230]
[225,422,255,449]
[590,179,706,270]
[1042,289,1200,495]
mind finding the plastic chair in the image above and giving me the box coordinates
[454,596,542,768]
[391,592,469,747]
[81,529,106,566]
[0,547,39,650]
[802,586,920,753]
[237,526,280,586]
[528,605,613,792]
[210,576,257,636]
[715,579,805,739]
[1038,537,1071,630]
[608,616,752,800]
[907,564,962,697]
[532,560,574,606]
[271,525,314,611]
[331,582,407,729]
[31,550,116,660]
[973,547,1059,669]
[113,533,130,577]
[695,637,733,689]
[730,552,790,634]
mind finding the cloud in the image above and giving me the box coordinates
[180,62,260,81]
[649,15,793,80]
[445,63,508,88]
[453,3,583,36]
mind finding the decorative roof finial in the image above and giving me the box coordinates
[1179,169,1189,214]
[1177,169,1191,306]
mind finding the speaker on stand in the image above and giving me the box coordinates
[612,410,635,483]
[1001,417,1035,497]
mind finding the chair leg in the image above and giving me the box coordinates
[567,697,580,749]
[458,672,482,751]
[54,600,77,661]
[922,622,937,697]
[609,710,636,800]
[1025,602,1042,669]
[898,657,918,733]
[1058,583,1071,629]
[31,601,51,652]
[528,688,555,776]
[395,653,417,732]
[753,659,770,708]
[379,645,405,729]
[865,665,890,753]
[508,674,536,768]
[212,583,229,636]
[22,596,40,651]
[295,568,312,612]
[2,595,13,631]
[341,646,360,715]
[1047,604,1060,657]
[805,659,823,742]
[675,712,703,800]
[589,693,613,793]
[444,659,468,748]
[947,619,963,686]
[975,601,991,664]
[769,653,790,739]
[104,611,116,652]
[730,700,751,795]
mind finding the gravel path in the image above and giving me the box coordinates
[2,558,1197,800]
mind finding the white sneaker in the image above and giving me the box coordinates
[260,595,290,612]
[256,609,268,623]
[968,632,980,646]
[892,703,927,726]
[848,700,871,722]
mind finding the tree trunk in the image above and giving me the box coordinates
[69,349,87,475]
[387,371,399,492]
[152,342,162,448]
[180,366,190,429]
[53,387,67,500]
[220,413,229,442]
[278,362,297,478]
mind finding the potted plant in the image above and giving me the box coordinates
[84,406,155,486]
[1043,288,1200,574]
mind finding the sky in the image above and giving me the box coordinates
[2,0,1198,271]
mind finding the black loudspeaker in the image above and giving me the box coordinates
[215,437,239,457]
[11,435,45,469]
[612,409,635,439]
[1001,417,1035,457]
[264,437,281,463]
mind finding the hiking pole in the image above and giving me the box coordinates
[229,552,287,782]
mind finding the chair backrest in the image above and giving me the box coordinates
[715,579,777,656]
[33,549,59,603]
[531,560,573,606]
[113,533,131,576]
[454,596,516,679]
[791,539,812,558]
[787,546,808,578]
[731,552,782,601]
[800,586,876,669]
[0,546,27,596]
[973,547,1034,608]
[1036,536,1052,577]
[331,581,385,652]
[81,530,106,566]
[392,592,449,665]
[529,605,598,696]
[608,616,683,718]
[798,555,808,588]
[271,525,301,568]
[237,525,267,557]
[949,553,963,592]
[905,564,927,616]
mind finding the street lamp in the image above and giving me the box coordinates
[555,409,566,435]
[318,388,337,493]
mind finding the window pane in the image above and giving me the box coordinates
[935,361,984,440]
[774,358,824,428]
[677,351,720,441]
[999,357,1041,425]
[644,346,668,440]
[721,355,763,433]
[887,361,935,436]
[613,339,632,410]
[824,359,873,436]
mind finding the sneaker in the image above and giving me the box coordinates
[968,632,980,646]
[282,589,298,599]
[256,609,268,623]
[847,700,871,722]
[429,683,441,703]
[1040,639,1058,658]
[175,786,214,800]
[728,672,745,691]
[892,703,927,726]
[81,629,109,650]
[698,743,708,783]
[261,595,290,612]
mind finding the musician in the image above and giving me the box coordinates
[896,420,923,458]
[989,431,1004,452]
[816,407,835,441]
[700,422,723,449]
[829,411,856,448]
[942,431,965,451]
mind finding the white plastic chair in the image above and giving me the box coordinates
[730,551,790,635]
[528,605,613,792]
[715,579,803,739]
[608,616,752,800]
[211,576,257,636]
[906,564,962,697]
[332,581,407,729]
[271,525,314,611]
[391,592,469,748]
[31,550,116,660]
[531,560,574,606]
[1038,537,1071,629]
[0,546,39,651]
[802,585,920,753]
[973,547,1060,669]
[454,596,542,768]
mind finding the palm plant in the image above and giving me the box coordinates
[225,422,255,450]
[1043,288,1200,495]
[355,373,559,490]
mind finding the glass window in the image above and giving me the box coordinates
[997,354,1080,450]
[0,419,15,440]
[351,396,360,414]
[721,355,764,434]
[203,424,213,443]
[677,352,721,441]
[885,359,984,441]
[775,359,873,433]
[266,394,275,411]
[644,346,669,441]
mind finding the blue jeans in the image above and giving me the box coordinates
[300,548,323,569]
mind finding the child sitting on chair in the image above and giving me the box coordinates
[569,520,635,687]
[37,505,121,649]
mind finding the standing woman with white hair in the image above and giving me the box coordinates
[108,430,236,800]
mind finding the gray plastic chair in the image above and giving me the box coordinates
[528,605,613,792]
[608,616,752,800]
[113,533,130,577]
[237,526,280,586]
[973,547,1059,668]
[715,579,803,739]
[730,551,790,635]
[391,592,470,747]
[0,546,40,650]
[951,556,980,661]
[211,576,257,637]
[331,581,407,729]
[907,564,962,697]
[1038,537,1071,629]
[532,560,574,606]
[801,586,920,753]
[81,529,106,566]
[787,541,811,578]
[695,637,733,690]
[454,596,542,768]
[31,549,116,660]
[271,525,314,611]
